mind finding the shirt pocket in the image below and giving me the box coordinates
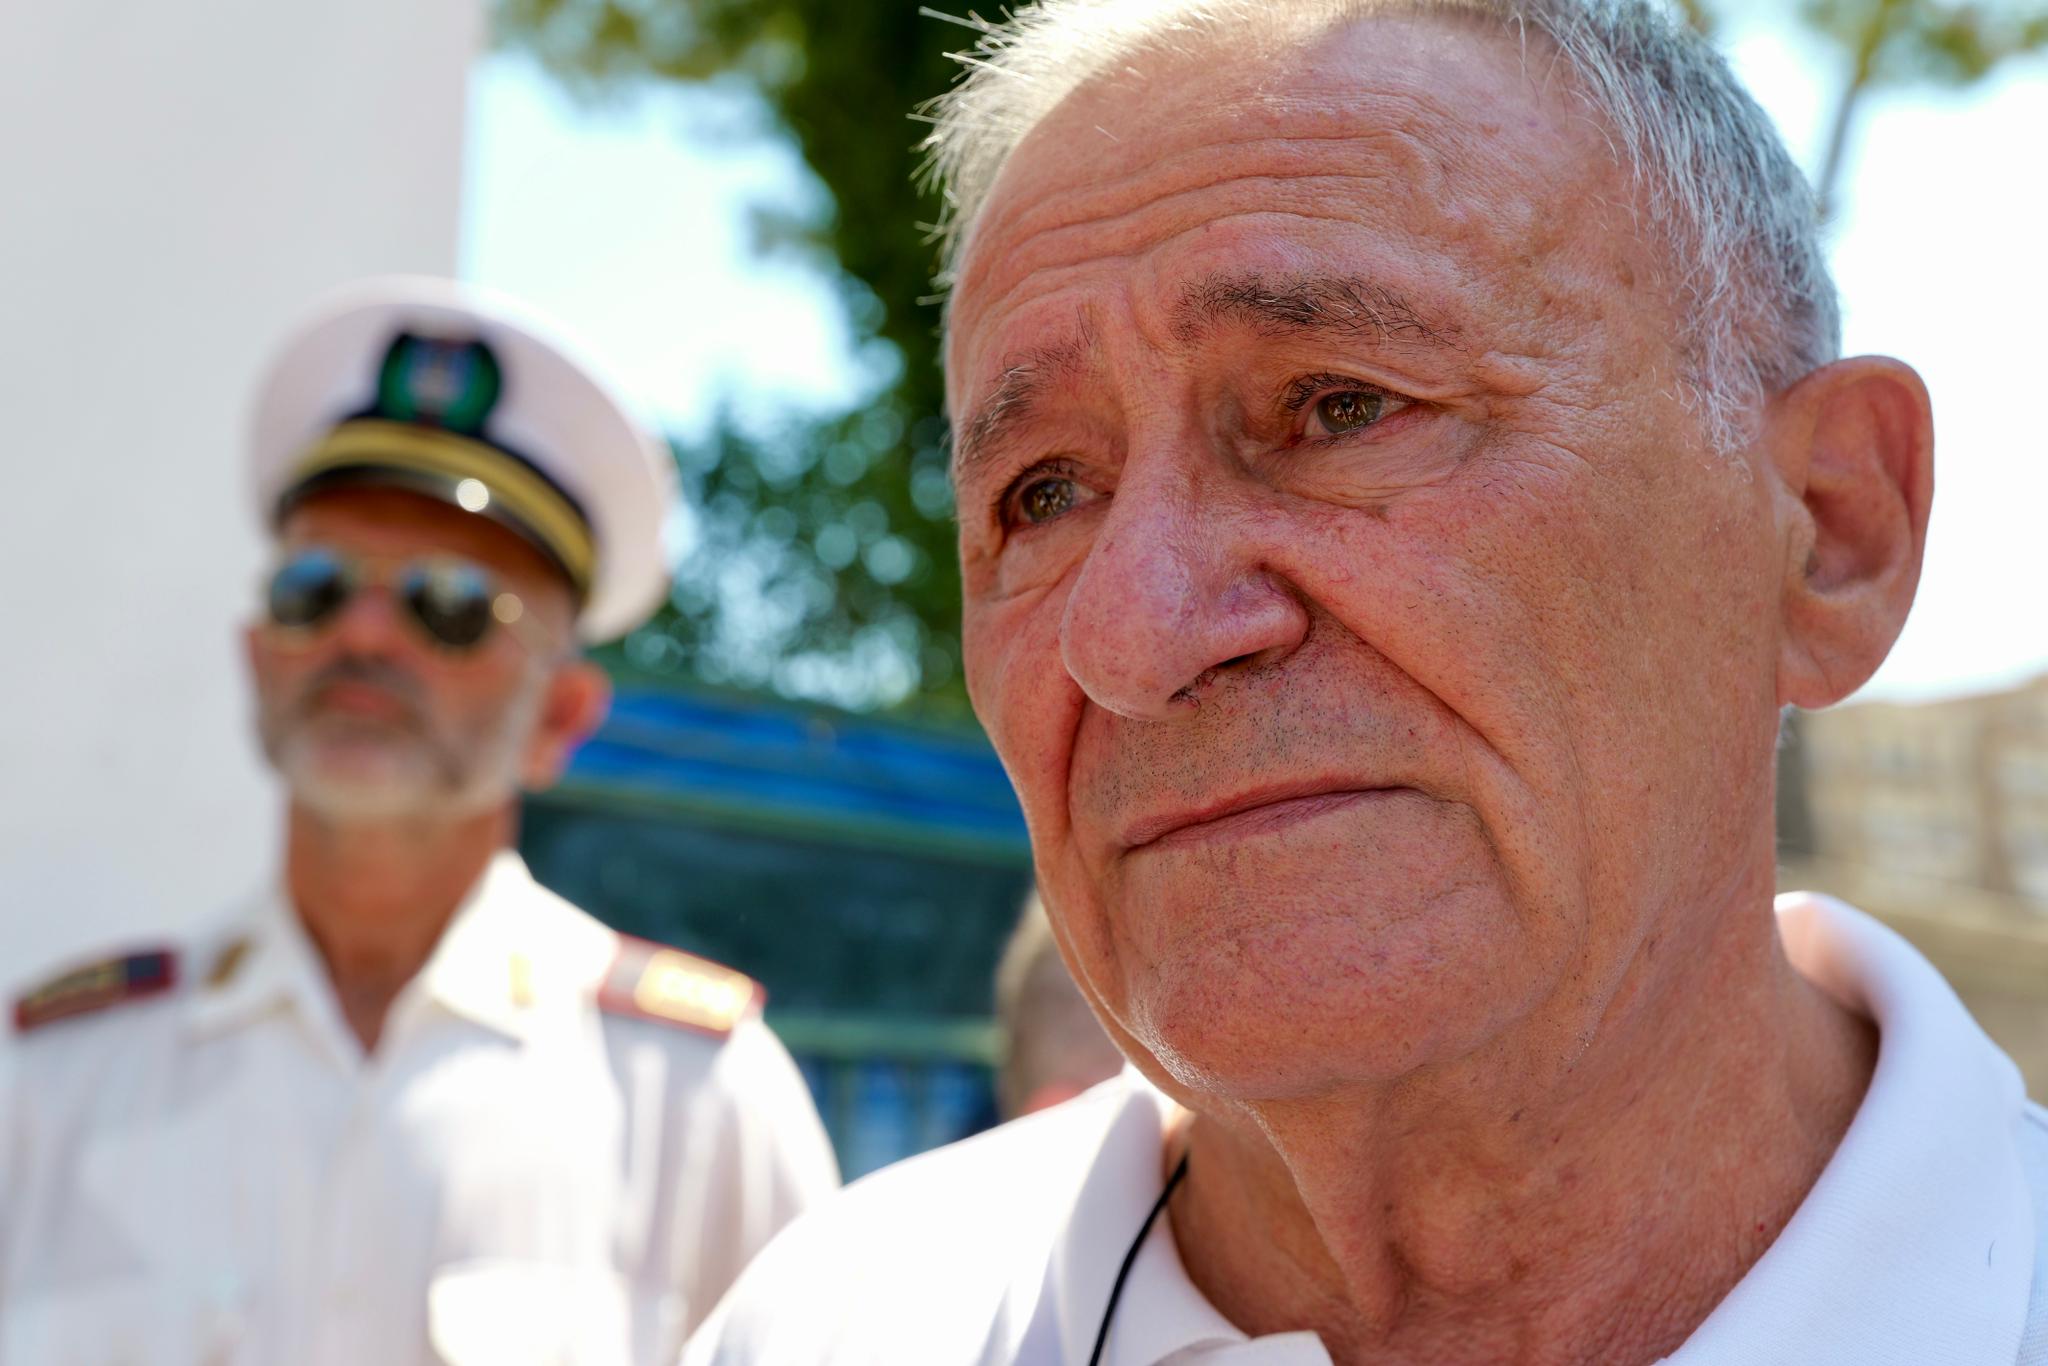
[0,1280,249,1366]
[427,1260,640,1366]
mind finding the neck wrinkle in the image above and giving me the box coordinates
[1170,861,1878,1366]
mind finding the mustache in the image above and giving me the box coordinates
[293,656,429,725]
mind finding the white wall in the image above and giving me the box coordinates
[0,1,480,990]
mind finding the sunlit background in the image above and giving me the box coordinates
[5,0,2047,1173]
[467,0,2048,709]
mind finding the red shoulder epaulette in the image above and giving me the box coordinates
[13,949,179,1034]
[597,936,763,1038]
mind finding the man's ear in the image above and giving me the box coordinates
[242,619,275,693]
[522,658,612,791]
[1771,356,1933,710]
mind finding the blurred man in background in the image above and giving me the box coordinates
[0,278,836,1365]
[995,892,1124,1119]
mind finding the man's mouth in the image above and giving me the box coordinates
[305,679,414,722]
[1121,782,1406,851]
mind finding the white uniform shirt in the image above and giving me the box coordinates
[685,893,2048,1364]
[0,853,839,1366]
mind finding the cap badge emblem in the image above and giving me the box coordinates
[373,332,503,435]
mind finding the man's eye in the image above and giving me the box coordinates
[1313,390,1387,435]
[1015,476,1078,525]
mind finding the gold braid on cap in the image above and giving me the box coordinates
[287,419,596,598]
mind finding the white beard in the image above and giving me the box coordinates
[262,666,548,823]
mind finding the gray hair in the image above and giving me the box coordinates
[921,0,1840,452]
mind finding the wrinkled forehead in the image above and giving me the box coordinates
[942,8,1636,420]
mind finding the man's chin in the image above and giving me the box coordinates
[285,776,442,823]
[1111,888,1547,1101]
[274,746,449,823]
[1134,989,1505,1103]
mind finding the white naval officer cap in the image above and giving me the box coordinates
[249,275,677,643]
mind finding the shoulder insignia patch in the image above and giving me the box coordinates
[598,937,762,1037]
[13,949,179,1034]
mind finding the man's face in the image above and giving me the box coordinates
[247,486,587,821]
[949,15,1794,1101]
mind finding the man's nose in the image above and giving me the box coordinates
[1058,463,1308,721]
[328,582,411,654]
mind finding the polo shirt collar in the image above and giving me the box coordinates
[1048,1073,1330,1366]
[1047,895,2035,1365]
[1666,892,2034,1363]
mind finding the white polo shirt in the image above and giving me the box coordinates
[1,853,840,1366]
[684,894,2048,1364]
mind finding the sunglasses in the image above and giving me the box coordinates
[262,546,551,653]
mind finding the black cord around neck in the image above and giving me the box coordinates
[1088,1152,1190,1366]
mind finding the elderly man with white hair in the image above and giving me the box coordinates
[684,1,2048,1362]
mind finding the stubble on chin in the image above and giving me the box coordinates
[267,717,462,821]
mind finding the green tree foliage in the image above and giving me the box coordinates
[1798,0,2048,214]
[497,0,968,711]
[493,0,2047,711]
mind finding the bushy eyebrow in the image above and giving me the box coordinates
[951,273,1454,483]
[1172,272,1456,348]
[952,340,1090,485]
